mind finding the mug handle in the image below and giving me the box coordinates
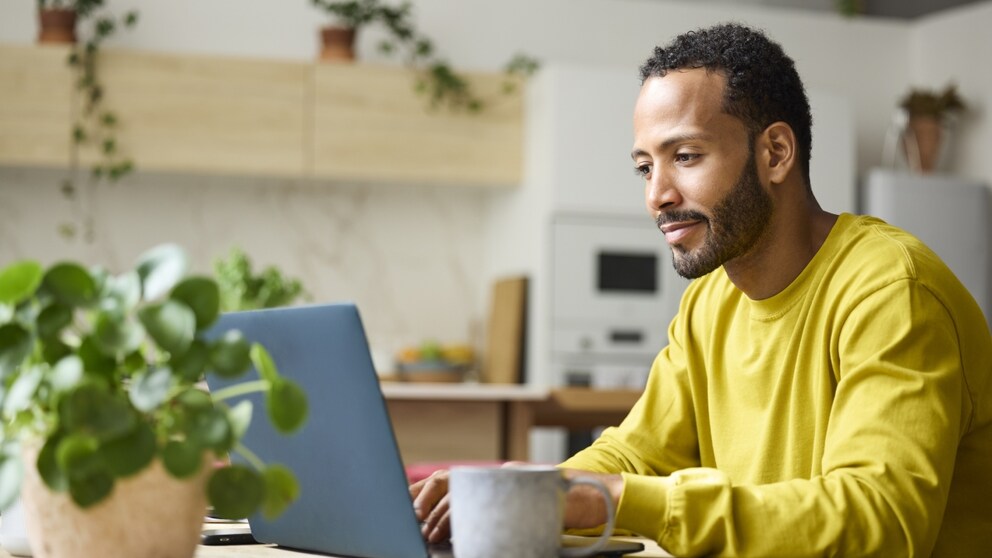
[558,476,616,558]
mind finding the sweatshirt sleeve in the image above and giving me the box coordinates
[561,310,701,477]
[569,281,967,557]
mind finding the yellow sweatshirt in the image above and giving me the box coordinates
[561,214,991,557]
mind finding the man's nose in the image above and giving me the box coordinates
[645,171,680,212]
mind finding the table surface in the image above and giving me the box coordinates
[196,526,672,557]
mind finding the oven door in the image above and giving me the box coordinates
[550,215,688,363]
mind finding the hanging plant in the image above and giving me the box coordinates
[311,0,539,113]
[66,5,139,187]
[836,0,864,17]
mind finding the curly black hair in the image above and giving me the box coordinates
[640,23,813,186]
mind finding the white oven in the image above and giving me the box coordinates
[550,214,689,388]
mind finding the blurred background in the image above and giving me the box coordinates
[1,0,990,401]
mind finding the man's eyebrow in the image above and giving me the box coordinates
[630,133,712,160]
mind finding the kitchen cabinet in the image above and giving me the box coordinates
[0,44,524,187]
[86,49,309,177]
[0,44,74,166]
[312,63,523,186]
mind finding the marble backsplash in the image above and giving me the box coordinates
[0,167,490,372]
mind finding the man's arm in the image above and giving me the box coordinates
[566,281,967,556]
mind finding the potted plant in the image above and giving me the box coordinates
[36,0,105,44]
[213,248,309,312]
[37,1,140,226]
[310,0,538,113]
[898,84,968,174]
[0,244,308,558]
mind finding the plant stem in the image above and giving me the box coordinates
[233,442,266,472]
[210,380,269,402]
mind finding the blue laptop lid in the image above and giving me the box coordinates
[205,303,429,558]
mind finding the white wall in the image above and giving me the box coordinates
[910,2,992,187]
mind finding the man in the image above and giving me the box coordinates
[412,23,992,556]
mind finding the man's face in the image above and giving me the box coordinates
[631,70,773,279]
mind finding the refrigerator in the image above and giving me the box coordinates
[863,168,991,327]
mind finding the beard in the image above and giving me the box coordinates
[656,154,774,279]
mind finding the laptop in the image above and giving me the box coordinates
[205,303,644,558]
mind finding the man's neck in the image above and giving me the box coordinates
[724,201,838,300]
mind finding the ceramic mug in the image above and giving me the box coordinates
[448,464,615,558]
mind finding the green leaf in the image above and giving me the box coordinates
[68,470,113,508]
[208,331,252,378]
[162,440,202,478]
[92,311,144,356]
[170,277,220,331]
[42,338,72,366]
[249,343,278,383]
[78,336,116,379]
[175,387,213,412]
[3,364,44,417]
[121,350,146,374]
[0,261,43,305]
[188,408,232,452]
[99,271,140,315]
[37,436,68,493]
[172,340,209,382]
[50,355,84,393]
[260,464,299,519]
[37,302,73,339]
[129,366,173,413]
[56,434,102,479]
[207,465,264,520]
[0,323,33,379]
[138,300,195,356]
[0,450,23,512]
[61,384,136,442]
[100,421,155,478]
[228,400,253,441]
[267,378,307,434]
[43,263,98,307]
[136,244,189,301]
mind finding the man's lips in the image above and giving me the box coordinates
[659,220,702,244]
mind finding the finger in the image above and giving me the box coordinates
[409,477,428,499]
[424,494,451,542]
[412,470,448,522]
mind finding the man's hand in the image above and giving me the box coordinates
[410,465,624,542]
[560,469,624,530]
[410,469,451,543]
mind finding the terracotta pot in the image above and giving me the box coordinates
[19,443,211,558]
[320,26,357,62]
[37,8,77,45]
[903,114,944,174]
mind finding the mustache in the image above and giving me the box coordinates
[655,211,709,229]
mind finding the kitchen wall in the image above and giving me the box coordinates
[2,0,990,364]
[0,167,488,369]
[910,2,992,184]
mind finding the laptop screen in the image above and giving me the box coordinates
[205,303,430,558]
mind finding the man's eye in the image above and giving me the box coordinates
[675,153,699,163]
[634,165,651,177]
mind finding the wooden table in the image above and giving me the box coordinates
[381,383,641,463]
[196,526,672,557]
[192,539,672,557]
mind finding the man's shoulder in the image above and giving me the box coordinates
[830,214,955,286]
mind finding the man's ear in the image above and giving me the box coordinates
[758,122,797,185]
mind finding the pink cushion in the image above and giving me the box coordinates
[405,461,506,483]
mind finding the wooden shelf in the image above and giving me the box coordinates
[0,44,524,187]
[84,49,309,176]
[312,63,523,186]
[0,44,73,166]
